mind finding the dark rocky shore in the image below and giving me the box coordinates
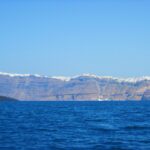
[0,96,18,101]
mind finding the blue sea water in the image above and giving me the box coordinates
[0,101,150,150]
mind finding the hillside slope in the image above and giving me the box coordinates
[0,96,18,101]
[0,72,150,101]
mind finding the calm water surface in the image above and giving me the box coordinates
[0,101,150,150]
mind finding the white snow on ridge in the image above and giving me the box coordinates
[0,72,31,77]
[116,77,150,83]
[0,72,46,78]
[0,72,70,81]
[73,73,150,83]
[0,72,150,83]
[51,76,71,82]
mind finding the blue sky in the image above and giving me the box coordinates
[0,0,150,77]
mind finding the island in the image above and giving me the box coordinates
[0,96,18,101]
[0,72,150,101]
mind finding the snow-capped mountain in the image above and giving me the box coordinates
[0,72,150,101]
[1,72,150,83]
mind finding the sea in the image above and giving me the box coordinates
[0,101,150,150]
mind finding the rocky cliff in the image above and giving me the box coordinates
[141,89,150,100]
[0,72,150,101]
[0,96,18,101]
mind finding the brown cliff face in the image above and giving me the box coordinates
[0,73,150,101]
[55,77,100,100]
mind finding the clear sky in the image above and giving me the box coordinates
[0,0,150,77]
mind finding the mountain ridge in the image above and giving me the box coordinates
[1,72,150,83]
[0,72,150,101]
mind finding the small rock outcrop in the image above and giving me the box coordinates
[0,96,18,101]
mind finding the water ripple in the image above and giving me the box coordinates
[0,101,150,150]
